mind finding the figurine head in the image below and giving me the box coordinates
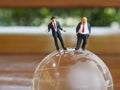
[82,17,87,24]
[51,16,56,22]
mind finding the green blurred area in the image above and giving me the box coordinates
[0,8,120,26]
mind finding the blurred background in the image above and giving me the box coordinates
[0,8,120,26]
[0,2,120,90]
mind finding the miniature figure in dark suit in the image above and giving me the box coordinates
[75,17,91,50]
[48,16,67,51]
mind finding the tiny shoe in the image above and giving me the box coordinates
[63,47,67,50]
[75,48,79,50]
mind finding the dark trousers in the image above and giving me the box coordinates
[75,33,89,50]
[53,32,66,50]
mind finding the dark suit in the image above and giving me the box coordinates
[75,22,91,50]
[48,21,66,50]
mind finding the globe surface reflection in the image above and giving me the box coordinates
[33,49,113,90]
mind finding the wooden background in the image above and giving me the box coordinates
[0,0,120,8]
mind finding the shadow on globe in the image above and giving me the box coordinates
[33,48,113,90]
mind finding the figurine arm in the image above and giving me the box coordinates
[58,22,63,31]
[48,23,51,32]
[57,21,67,32]
[76,22,81,34]
[88,23,91,34]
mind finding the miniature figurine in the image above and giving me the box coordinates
[75,17,91,50]
[48,16,67,51]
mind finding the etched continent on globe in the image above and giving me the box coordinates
[33,49,113,90]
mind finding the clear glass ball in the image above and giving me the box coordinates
[33,49,113,90]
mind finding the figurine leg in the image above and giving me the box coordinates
[75,34,82,50]
[58,34,67,50]
[82,35,89,50]
[53,36,59,50]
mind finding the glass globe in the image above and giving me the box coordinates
[33,49,113,90]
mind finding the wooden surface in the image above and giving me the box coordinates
[0,34,120,89]
[0,34,120,54]
[0,0,120,8]
[0,54,119,90]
